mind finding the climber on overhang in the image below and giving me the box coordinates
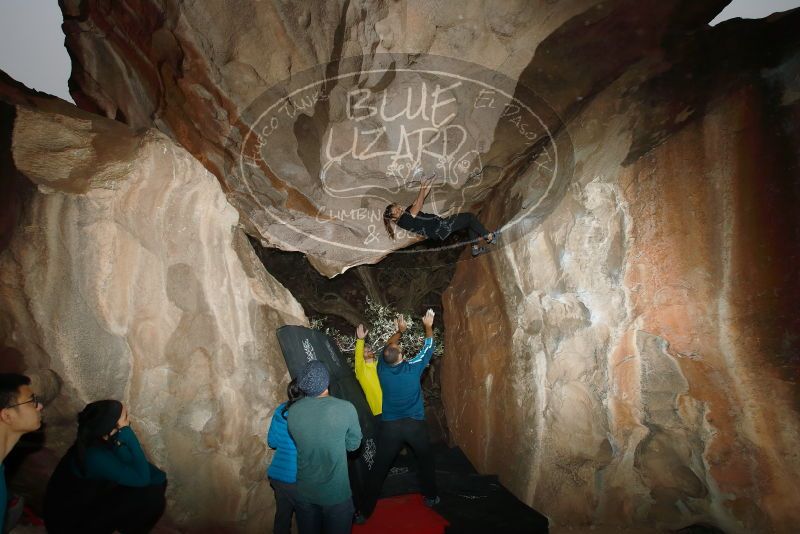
[382,171,499,257]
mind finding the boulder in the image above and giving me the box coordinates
[60,0,726,276]
[442,11,800,533]
[0,75,306,530]
[11,0,799,531]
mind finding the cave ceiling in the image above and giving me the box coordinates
[60,0,728,276]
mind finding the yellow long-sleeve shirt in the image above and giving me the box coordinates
[355,339,382,416]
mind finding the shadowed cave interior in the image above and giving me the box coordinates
[0,1,799,533]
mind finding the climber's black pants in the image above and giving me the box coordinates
[437,212,490,242]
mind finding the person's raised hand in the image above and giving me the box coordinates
[117,406,130,429]
[422,308,435,328]
[356,324,367,339]
[395,315,408,333]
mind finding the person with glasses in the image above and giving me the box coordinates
[44,400,167,533]
[0,373,43,530]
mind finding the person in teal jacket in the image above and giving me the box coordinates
[267,378,303,534]
[363,309,438,518]
[44,400,167,533]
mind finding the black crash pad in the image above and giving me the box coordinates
[276,325,379,512]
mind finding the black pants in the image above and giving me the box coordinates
[270,478,300,534]
[371,413,383,440]
[295,496,354,534]
[104,483,166,534]
[438,212,490,242]
[367,418,437,515]
[45,482,166,534]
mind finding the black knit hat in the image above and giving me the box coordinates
[298,361,330,397]
[77,399,123,440]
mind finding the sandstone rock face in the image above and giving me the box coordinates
[60,0,725,276]
[37,0,800,531]
[442,12,800,533]
[0,85,306,530]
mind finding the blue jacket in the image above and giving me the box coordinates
[267,402,297,483]
[0,463,6,529]
[378,337,435,421]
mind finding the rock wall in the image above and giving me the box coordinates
[0,81,306,530]
[59,0,726,275]
[12,0,796,531]
[442,12,800,533]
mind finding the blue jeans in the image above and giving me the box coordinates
[270,478,300,534]
[295,496,354,534]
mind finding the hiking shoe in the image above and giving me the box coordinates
[471,245,488,257]
[423,495,441,507]
[486,229,500,245]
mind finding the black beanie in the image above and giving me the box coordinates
[77,399,123,440]
[298,360,330,397]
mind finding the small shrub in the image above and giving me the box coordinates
[310,298,444,369]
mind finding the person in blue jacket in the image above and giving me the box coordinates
[44,400,167,534]
[267,378,303,534]
[365,309,439,517]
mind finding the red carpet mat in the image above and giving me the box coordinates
[352,493,449,534]
[368,444,548,533]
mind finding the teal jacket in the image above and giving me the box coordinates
[378,337,435,421]
[72,426,165,486]
[287,396,361,505]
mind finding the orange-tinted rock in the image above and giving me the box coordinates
[59,0,726,276]
[0,76,306,530]
[3,1,798,532]
[442,12,800,533]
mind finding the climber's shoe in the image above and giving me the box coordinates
[471,244,489,257]
[423,495,441,507]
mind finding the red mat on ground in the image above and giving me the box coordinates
[352,493,449,534]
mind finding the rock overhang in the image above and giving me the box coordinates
[59,0,730,276]
[225,54,575,275]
